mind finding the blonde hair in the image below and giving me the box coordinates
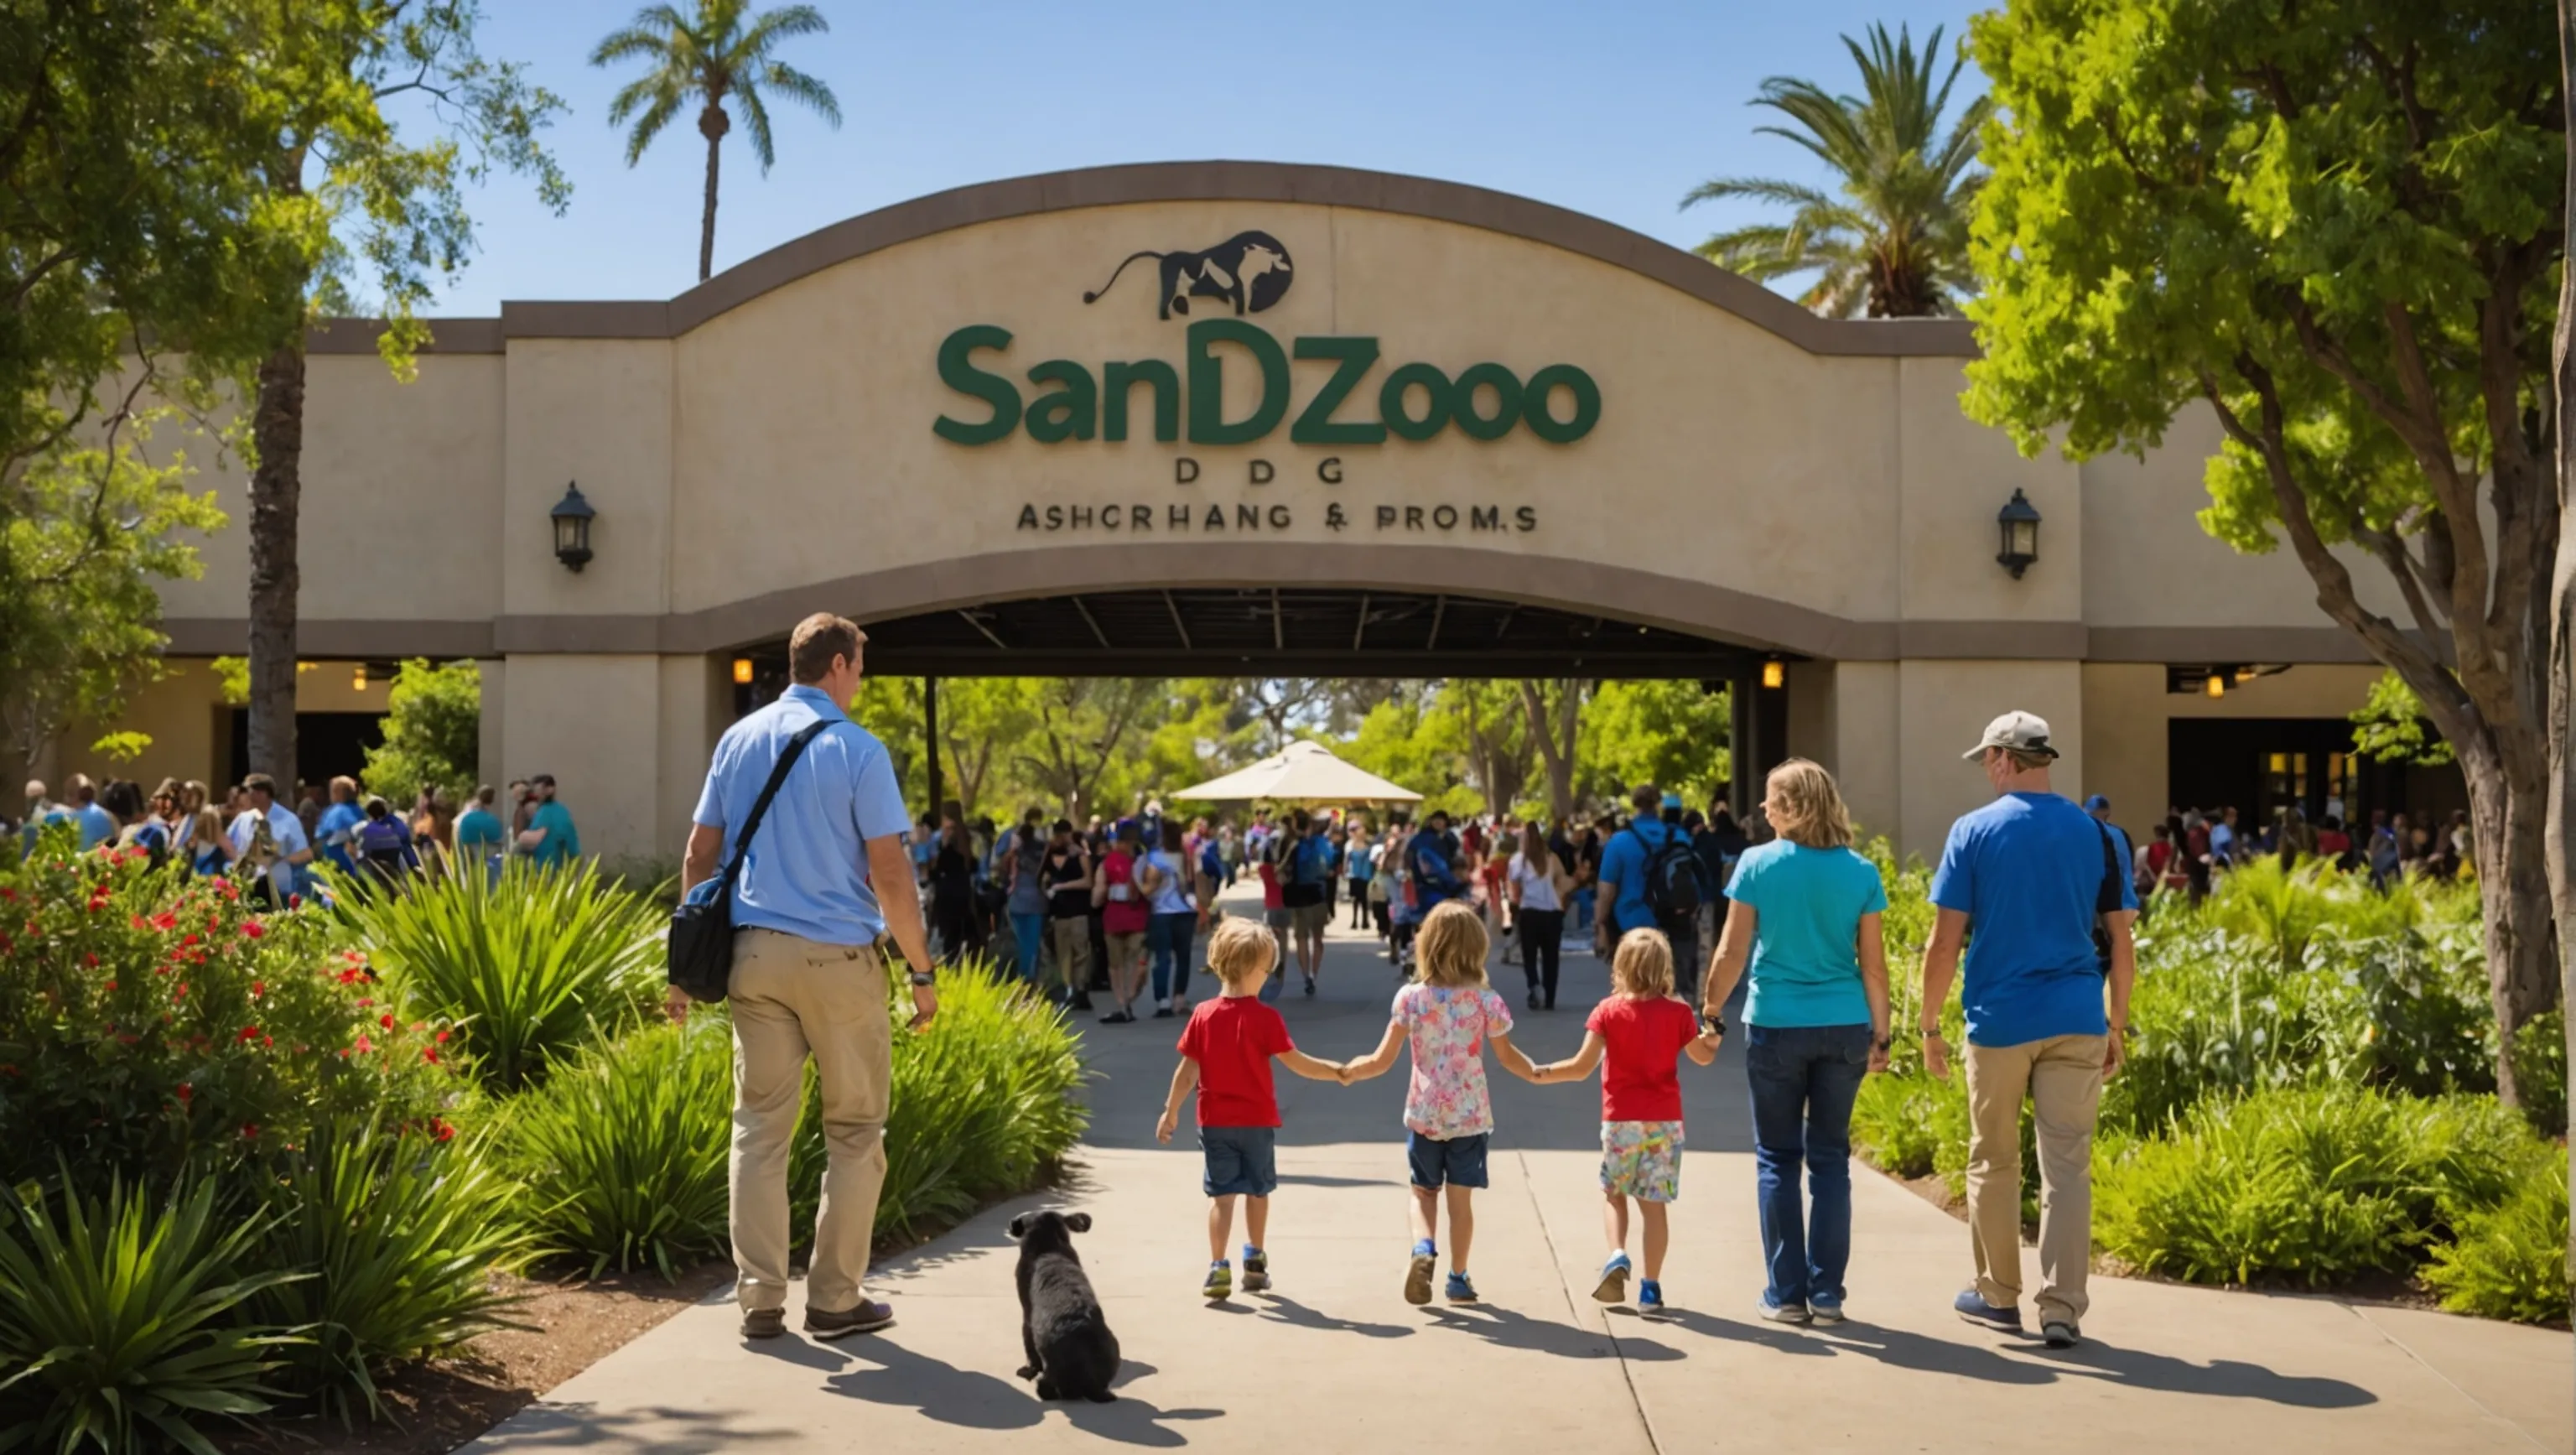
[1203,916,1276,990]
[1412,901,1489,988]
[1611,927,1675,998]
[190,806,226,850]
[1764,757,1854,850]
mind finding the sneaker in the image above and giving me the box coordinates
[1954,1288,2024,1334]
[2042,1320,2080,1348]
[1592,1252,1632,1304]
[1758,1297,1810,1324]
[1152,1006,1175,1019]
[1069,993,1094,1011]
[1242,1249,1270,1293]
[1638,1280,1664,1312]
[1806,1295,1846,1325]
[1202,1261,1232,1301]
[1444,1271,1479,1304]
[1303,975,1317,998]
[1528,990,1543,1011]
[804,1299,896,1338]
[741,1307,786,1339]
[1404,1242,1437,1306]
[1098,1009,1134,1025]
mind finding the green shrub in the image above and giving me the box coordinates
[249,1120,532,1424]
[0,844,460,1195]
[338,859,663,1092]
[2421,1154,2572,1325]
[2507,1008,2565,1136]
[505,1016,733,1279]
[1848,1071,1946,1178]
[0,1175,299,1455]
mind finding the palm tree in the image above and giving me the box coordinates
[591,0,841,283]
[1681,23,1990,318]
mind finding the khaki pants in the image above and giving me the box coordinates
[730,928,891,1315]
[1964,1033,2105,1327]
[1046,915,1091,995]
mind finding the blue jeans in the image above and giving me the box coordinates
[1745,1022,1872,1308]
[1148,912,1196,1002]
[1009,912,1046,980]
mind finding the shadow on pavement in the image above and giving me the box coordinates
[478,1401,800,1452]
[1231,1292,1416,1339]
[814,1342,1228,1444]
[1627,1307,2376,1407]
[1426,1302,1684,1362]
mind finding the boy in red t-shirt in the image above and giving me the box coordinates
[1530,928,1716,1311]
[1156,917,1348,1299]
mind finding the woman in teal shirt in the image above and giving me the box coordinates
[1699,759,1889,1325]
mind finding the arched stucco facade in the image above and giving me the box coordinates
[75,162,2433,861]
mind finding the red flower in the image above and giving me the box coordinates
[287,894,301,909]
[216,878,237,902]
[241,921,265,939]
[434,1029,450,1044]
[250,980,264,997]
[83,953,97,968]
[150,912,176,932]
[379,1013,394,1030]
[423,1047,440,1064]
[241,1123,259,1139]
[354,996,373,1008]
[104,980,117,992]
[353,1033,374,1054]
[434,1120,455,1143]
[129,914,148,930]
[175,1083,193,1103]
[238,1026,262,1043]
[173,983,188,1000]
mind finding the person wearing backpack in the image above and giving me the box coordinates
[1594,785,1711,1003]
[355,795,422,891]
[1280,808,1332,997]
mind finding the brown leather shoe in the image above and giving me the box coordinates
[803,1299,896,1339]
[741,1308,786,1339]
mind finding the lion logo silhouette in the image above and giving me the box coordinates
[1083,231,1293,320]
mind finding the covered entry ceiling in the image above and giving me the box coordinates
[841,587,1774,679]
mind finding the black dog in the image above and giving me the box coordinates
[1007,1210,1120,1402]
[1083,231,1294,320]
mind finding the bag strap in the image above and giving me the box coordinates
[715,718,834,898]
[2094,819,2123,916]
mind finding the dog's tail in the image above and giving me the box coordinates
[1083,251,1163,304]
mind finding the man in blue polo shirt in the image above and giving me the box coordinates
[1595,784,1707,1000]
[1919,710,2136,1352]
[676,613,938,1345]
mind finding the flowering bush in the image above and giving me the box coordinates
[0,843,462,1194]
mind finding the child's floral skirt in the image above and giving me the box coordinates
[1599,1119,1684,1203]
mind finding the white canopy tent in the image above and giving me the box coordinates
[1170,740,1423,804]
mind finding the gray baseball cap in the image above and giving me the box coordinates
[1963,710,2060,761]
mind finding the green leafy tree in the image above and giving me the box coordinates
[242,2,569,797]
[1010,678,1161,819]
[1963,0,2562,1102]
[1682,23,1990,317]
[2349,670,2455,767]
[591,0,842,283]
[361,657,481,804]
[3,0,330,783]
[1579,680,1732,811]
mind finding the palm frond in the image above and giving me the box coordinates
[733,2,831,61]
[756,60,841,127]
[1680,175,1834,212]
[735,83,776,170]
[613,86,684,166]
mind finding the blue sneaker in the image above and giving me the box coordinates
[1405,1240,1436,1306]
[1806,1294,1845,1325]
[1954,1288,2023,1333]
[1444,1271,1479,1304]
[1638,1279,1665,1312]
[1592,1252,1632,1304]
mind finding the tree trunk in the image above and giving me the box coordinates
[1519,680,1581,824]
[246,340,304,788]
[2548,0,2576,1290]
[2456,733,2560,1106]
[696,100,728,283]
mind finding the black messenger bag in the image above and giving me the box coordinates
[667,719,831,1003]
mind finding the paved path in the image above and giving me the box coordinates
[469,889,2572,1454]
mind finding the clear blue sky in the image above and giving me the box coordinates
[427,0,1990,314]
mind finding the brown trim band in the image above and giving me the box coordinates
[159,619,496,657]
[2083,626,2393,665]
[306,319,504,356]
[309,162,1978,358]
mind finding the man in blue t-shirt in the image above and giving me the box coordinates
[1919,710,2137,1352]
[316,777,365,877]
[1594,785,1707,1000]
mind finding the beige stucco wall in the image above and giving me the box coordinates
[503,340,674,621]
[1894,660,2086,862]
[496,654,662,860]
[54,660,392,792]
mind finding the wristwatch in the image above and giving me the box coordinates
[908,970,936,987]
[1700,1011,1727,1038]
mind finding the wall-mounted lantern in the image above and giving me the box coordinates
[2205,672,2226,699]
[351,663,371,692]
[732,657,756,685]
[1760,657,1785,690]
[550,482,596,572]
[1995,489,2041,579]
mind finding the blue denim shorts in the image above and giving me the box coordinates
[1201,1125,1278,1198]
[1405,1130,1490,1190]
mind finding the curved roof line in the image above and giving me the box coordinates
[318,162,1977,357]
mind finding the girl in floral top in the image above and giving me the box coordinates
[1343,900,1540,1305]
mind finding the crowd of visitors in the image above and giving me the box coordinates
[8,767,581,902]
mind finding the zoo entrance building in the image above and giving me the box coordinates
[63,163,2461,861]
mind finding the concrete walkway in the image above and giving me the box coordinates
[468,890,2572,1454]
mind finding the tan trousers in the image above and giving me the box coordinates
[1964,1033,2106,1326]
[1046,915,1091,995]
[730,928,891,1314]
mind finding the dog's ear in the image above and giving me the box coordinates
[1007,1214,1030,1240]
[1064,1212,1092,1234]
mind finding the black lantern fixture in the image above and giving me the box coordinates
[550,482,595,572]
[1995,488,2041,579]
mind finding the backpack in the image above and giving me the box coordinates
[1289,832,1328,886]
[1627,822,1705,924]
[358,816,413,881]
